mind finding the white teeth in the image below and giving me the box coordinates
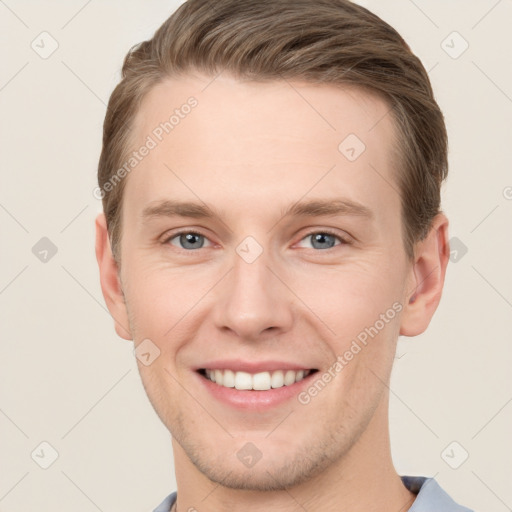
[203,369,312,390]
[284,370,296,386]
[271,370,284,388]
[234,371,253,390]
[252,372,271,390]
[222,369,235,387]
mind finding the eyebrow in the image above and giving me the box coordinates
[141,198,373,222]
[284,198,373,219]
[142,200,214,220]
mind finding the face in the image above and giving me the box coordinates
[109,74,416,490]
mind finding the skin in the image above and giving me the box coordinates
[96,73,449,512]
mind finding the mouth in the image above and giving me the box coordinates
[197,368,319,391]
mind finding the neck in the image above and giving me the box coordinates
[170,398,415,512]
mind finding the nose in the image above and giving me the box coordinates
[212,248,294,341]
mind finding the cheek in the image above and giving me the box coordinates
[122,260,223,354]
[289,261,404,389]
[291,260,404,330]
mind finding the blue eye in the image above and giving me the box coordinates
[164,230,347,251]
[168,232,211,250]
[298,232,344,250]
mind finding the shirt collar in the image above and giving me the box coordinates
[402,476,473,512]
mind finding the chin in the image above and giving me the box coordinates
[179,432,340,492]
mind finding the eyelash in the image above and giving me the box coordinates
[162,229,351,250]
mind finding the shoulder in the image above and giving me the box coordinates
[154,480,475,512]
[402,476,474,512]
[153,491,177,512]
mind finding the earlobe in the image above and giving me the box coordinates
[95,213,132,340]
[399,213,450,337]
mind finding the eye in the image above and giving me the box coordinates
[296,231,346,250]
[166,231,213,250]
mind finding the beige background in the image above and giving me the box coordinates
[1,1,511,511]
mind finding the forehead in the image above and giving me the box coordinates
[124,73,399,222]
[133,73,396,158]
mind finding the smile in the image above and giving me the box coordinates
[198,368,318,391]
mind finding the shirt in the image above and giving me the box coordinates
[153,475,474,511]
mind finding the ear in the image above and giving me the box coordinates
[95,213,132,340]
[400,213,450,336]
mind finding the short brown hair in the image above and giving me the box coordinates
[98,0,448,260]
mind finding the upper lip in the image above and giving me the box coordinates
[195,359,317,373]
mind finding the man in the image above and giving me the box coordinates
[95,1,474,510]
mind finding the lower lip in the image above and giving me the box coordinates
[195,370,317,411]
